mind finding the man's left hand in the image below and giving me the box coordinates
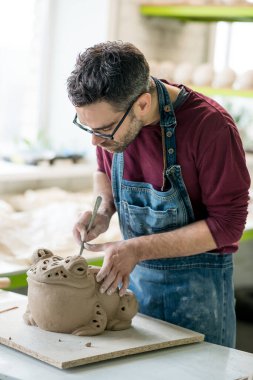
[84,240,139,296]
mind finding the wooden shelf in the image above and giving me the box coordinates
[140,4,253,22]
[191,86,253,98]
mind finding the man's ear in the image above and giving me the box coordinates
[133,93,152,117]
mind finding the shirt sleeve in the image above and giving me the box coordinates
[196,115,251,248]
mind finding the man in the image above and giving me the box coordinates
[67,41,250,347]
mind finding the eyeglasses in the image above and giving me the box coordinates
[73,102,133,141]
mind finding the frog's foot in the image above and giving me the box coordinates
[106,318,132,331]
[72,303,107,336]
[106,292,138,331]
[23,306,37,326]
[116,290,139,321]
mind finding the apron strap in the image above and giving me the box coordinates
[152,77,177,191]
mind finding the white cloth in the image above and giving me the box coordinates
[0,188,121,266]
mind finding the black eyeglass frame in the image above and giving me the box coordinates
[73,102,133,141]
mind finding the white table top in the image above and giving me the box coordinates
[0,292,253,380]
[0,335,253,380]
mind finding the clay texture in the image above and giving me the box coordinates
[24,248,138,336]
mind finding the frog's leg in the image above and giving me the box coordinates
[72,303,107,336]
[106,318,132,331]
[106,291,138,331]
[23,305,38,326]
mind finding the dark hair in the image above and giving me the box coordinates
[67,41,150,111]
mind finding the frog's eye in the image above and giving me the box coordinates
[64,256,88,274]
[67,262,88,275]
[73,264,87,275]
[32,248,53,264]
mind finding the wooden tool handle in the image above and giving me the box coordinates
[0,277,11,289]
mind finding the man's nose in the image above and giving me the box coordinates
[91,134,105,146]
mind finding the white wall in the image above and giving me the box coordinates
[42,0,211,161]
[109,0,211,64]
[41,0,110,161]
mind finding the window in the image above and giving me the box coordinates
[0,0,45,156]
[0,0,110,162]
[213,21,253,151]
[213,22,253,73]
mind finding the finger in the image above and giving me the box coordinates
[119,276,130,297]
[96,260,112,283]
[73,224,86,244]
[86,226,105,242]
[77,211,92,225]
[75,212,93,241]
[74,222,88,242]
[106,273,122,296]
[84,242,114,252]
[86,229,98,242]
[99,270,117,294]
[73,226,81,244]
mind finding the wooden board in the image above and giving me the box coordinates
[0,293,204,369]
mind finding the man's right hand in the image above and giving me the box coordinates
[73,211,111,245]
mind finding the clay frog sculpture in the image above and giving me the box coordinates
[24,248,138,336]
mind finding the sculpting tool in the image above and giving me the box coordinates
[79,195,102,256]
[0,306,19,314]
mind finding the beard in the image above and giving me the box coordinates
[99,116,144,153]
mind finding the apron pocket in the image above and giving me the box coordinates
[126,203,177,235]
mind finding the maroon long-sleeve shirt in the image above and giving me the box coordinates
[96,85,250,253]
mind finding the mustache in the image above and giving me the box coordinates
[100,141,120,148]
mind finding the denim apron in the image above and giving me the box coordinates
[111,78,236,347]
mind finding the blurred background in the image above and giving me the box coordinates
[0,0,252,353]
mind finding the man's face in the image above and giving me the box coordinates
[75,101,143,153]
